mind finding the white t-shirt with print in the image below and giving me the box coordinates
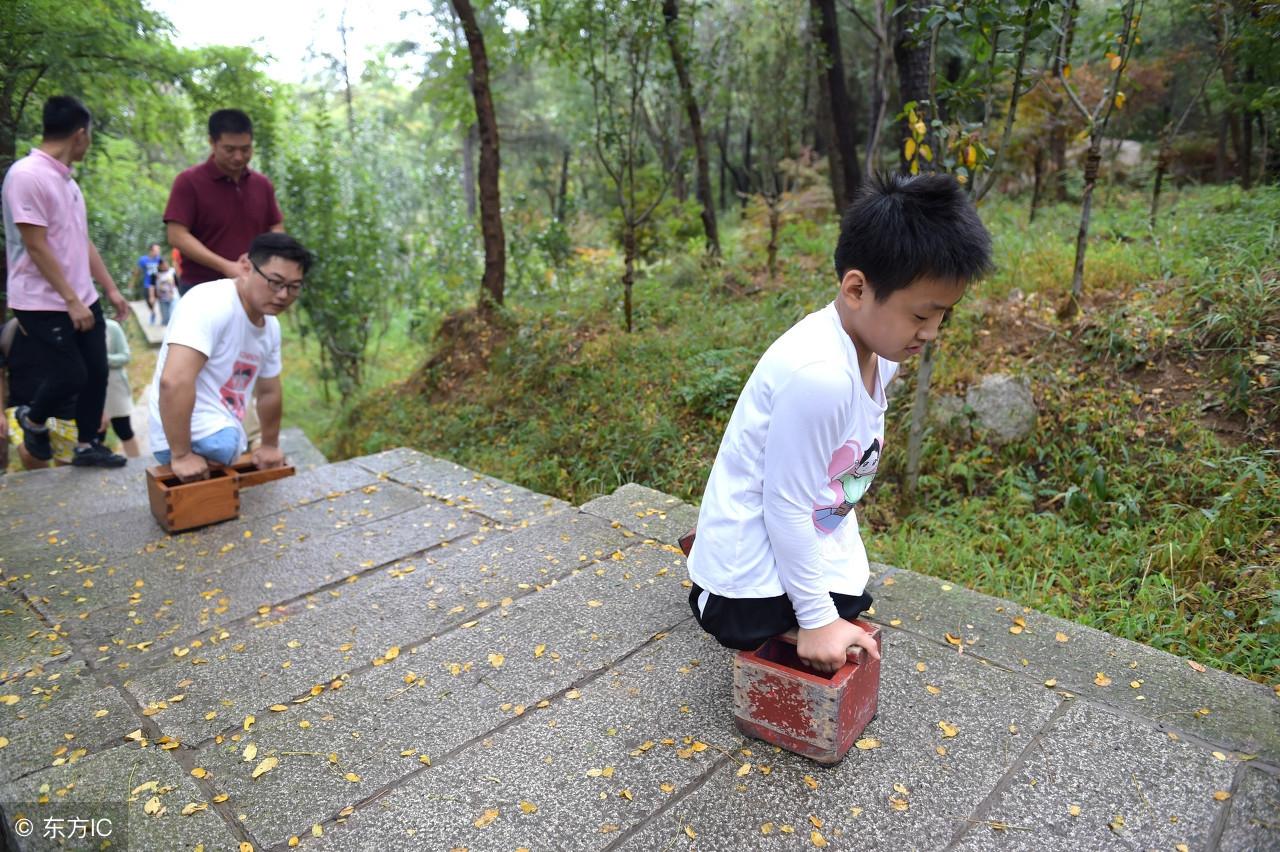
[148,279,282,456]
[687,302,899,630]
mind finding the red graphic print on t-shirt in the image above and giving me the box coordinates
[219,356,259,421]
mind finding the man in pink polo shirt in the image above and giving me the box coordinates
[2,95,131,468]
[164,109,284,296]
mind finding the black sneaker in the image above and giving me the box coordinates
[15,405,52,461]
[71,441,127,468]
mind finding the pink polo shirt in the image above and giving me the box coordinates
[2,148,97,311]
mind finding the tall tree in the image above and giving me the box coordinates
[810,0,860,210]
[450,0,507,312]
[1057,0,1142,319]
[894,0,936,175]
[661,0,719,256]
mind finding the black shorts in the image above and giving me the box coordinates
[688,583,873,651]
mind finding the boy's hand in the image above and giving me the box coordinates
[797,619,881,674]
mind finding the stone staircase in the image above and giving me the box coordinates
[0,448,1274,851]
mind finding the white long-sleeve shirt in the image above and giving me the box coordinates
[688,303,897,629]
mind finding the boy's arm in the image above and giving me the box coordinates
[762,366,880,672]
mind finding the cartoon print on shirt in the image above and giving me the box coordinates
[219,358,258,421]
[812,437,882,534]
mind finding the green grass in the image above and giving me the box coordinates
[293,184,1278,684]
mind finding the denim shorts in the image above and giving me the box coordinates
[154,426,242,466]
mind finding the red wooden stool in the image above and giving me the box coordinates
[732,620,882,764]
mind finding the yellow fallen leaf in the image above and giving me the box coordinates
[269,704,288,712]
[1212,751,1227,761]
[243,743,258,761]
[566,689,582,700]
[519,801,538,814]
[1094,672,1113,687]
[384,646,401,661]
[855,738,880,750]
[660,782,675,793]
[1109,814,1125,833]
[0,737,8,749]
[243,715,255,731]
[343,772,361,782]
[938,721,958,738]
[944,633,962,646]
[803,775,819,790]
[173,647,190,658]
[474,808,499,828]
[737,762,752,776]
[251,756,278,779]
[925,685,941,695]
[935,746,947,756]
[811,830,828,847]
[534,644,546,658]
[288,837,300,848]
[762,822,774,835]
[915,662,927,672]
[1213,790,1231,801]
[1069,803,1081,817]
[191,767,207,778]
[312,824,323,837]
[240,843,254,852]
[181,802,207,816]
[488,653,505,669]
[143,796,163,815]
[1187,659,1207,673]
[684,825,697,839]
[888,796,909,812]
[1055,632,1069,643]
[1044,678,1057,688]
[587,600,603,608]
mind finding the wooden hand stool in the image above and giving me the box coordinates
[733,620,882,764]
[146,454,294,533]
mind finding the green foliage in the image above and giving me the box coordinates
[278,112,391,397]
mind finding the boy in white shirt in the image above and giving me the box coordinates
[687,173,992,673]
[148,232,312,482]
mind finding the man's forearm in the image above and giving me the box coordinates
[158,382,198,457]
[257,389,282,446]
[88,243,120,294]
[167,224,233,277]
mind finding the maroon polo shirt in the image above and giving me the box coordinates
[163,157,283,286]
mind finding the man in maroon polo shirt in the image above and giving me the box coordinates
[164,109,284,295]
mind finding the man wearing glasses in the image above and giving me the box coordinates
[148,233,312,482]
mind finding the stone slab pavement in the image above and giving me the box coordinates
[0,455,1275,851]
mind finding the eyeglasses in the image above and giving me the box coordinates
[252,261,304,297]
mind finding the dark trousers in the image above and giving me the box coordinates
[12,301,108,444]
[688,582,874,651]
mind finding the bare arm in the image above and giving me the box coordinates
[15,223,91,329]
[167,221,240,280]
[252,375,285,469]
[158,343,210,480]
[88,242,129,318]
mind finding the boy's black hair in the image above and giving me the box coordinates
[833,172,992,301]
[208,109,253,140]
[43,96,92,140]
[248,232,314,275]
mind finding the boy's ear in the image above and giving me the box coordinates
[839,269,870,309]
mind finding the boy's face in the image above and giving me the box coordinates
[838,271,966,362]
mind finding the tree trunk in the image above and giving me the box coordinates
[741,120,754,208]
[555,147,570,222]
[462,122,478,220]
[718,114,729,211]
[1150,146,1169,228]
[1049,0,1079,201]
[1063,148,1102,318]
[622,222,636,333]
[1240,65,1255,189]
[894,0,932,175]
[1215,111,1229,182]
[338,9,356,137]
[903,339,936,501]
[811,0,860,210]
[662,0,719,257]
[766,195,780,281]
[451,0,506,311]
[1029,145,1045,223]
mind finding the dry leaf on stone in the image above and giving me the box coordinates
[855,738,880,750]
[474,808,499,828]
[1094,672,1112,687]
[488,653,504,669]
[811,830,828,847]
[937,721,958,738]
[1068,804,1081,817]
[1213,791,1231,801]
[803,775,819,790]
[519,801,538,814]
[251,756,278,779]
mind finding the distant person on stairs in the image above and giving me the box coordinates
[148,232,312,482]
